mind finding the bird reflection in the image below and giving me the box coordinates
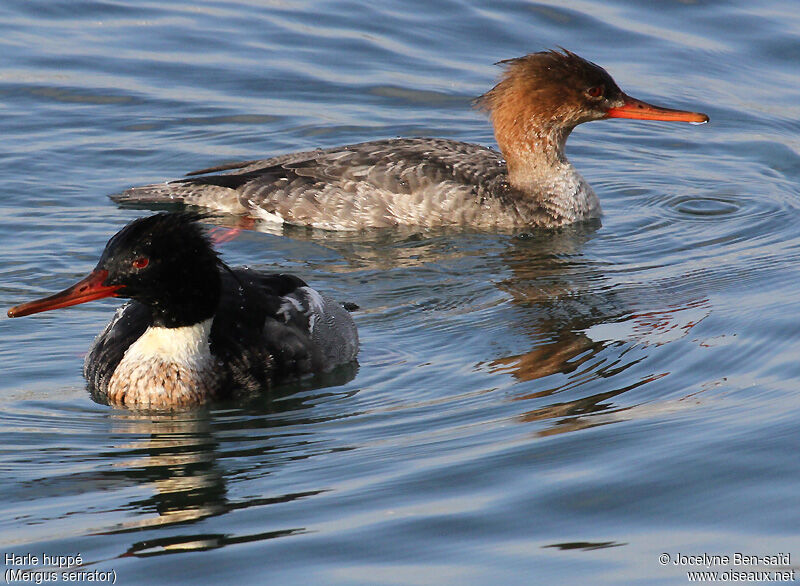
[99,412,227,533]
[89,367,357,557]
[491,227,709,433]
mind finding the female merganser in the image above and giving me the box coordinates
[7,213,359,409]
[111,49,708,230]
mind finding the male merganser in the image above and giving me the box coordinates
[7,213,359,409]
[111,49,708,230]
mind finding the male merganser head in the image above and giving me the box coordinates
[8,213,359,409]
[110,49,709,230]
[9,213,222,327]
[477,49,708,188]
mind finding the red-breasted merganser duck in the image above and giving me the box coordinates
[7,213,359,409]
[111,49,708,230]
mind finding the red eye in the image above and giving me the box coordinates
[587,85,604,98]
[132,257,149,269]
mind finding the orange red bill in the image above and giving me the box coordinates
[7,270,121,318]
[606,94,708,123]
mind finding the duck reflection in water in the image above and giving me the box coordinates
[88,368,356,558]
[487,226,711,435]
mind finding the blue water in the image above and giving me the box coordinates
[2,0,800,584]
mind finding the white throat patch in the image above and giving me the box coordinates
[125,318,214,362]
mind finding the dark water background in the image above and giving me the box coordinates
[2,1,800,583]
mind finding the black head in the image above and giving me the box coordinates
[8,213,223,328]
[97,213,222,326]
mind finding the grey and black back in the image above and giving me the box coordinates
[112,138,513,229]
[84,266,359,400]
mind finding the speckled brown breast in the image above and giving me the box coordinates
[106,356,221,409]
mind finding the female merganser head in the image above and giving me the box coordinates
[8,213,359,409]
[477,49,707,188]
[111,49,708,230]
